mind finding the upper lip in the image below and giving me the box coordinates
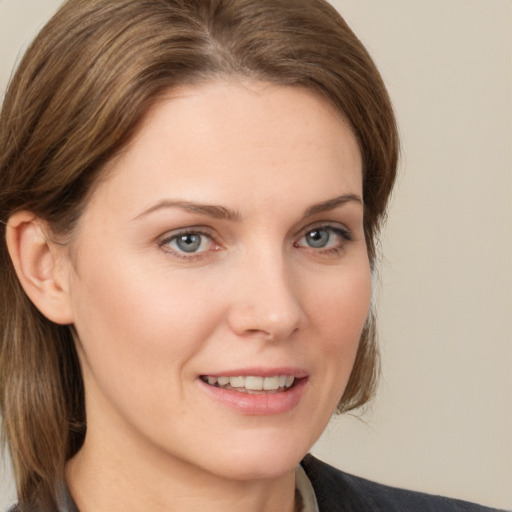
[199,367,309,378]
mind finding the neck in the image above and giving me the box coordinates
[66,430,298,512]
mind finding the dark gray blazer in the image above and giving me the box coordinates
[9,454,505,511]
[301,454,505,512]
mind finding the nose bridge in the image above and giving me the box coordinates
[227,244,306,340]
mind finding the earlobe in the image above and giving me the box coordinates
[5,211,74,325]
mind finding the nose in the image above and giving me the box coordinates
[226,253,307,342]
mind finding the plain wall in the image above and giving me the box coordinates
[1,0,511,509]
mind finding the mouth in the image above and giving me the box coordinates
[200,374,296,394]
[198,371,308,415]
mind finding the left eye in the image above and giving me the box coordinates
[296,226,351,250]
[162,232,214,254]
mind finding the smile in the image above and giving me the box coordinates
[200,375,295,393]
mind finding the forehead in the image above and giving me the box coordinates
[84,81,363,219]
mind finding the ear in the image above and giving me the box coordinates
[5,211,74,325]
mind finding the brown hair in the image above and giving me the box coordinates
[0,0,398,507]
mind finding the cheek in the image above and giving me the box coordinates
[308,262,372,343]
[305,261,372,397]
[69,255,221,388]
[68,262,228,436]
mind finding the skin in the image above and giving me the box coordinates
[29,82,371,511]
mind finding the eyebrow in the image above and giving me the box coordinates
[134,194,362,222]
[302,194,362,218]
[134,200,242,221]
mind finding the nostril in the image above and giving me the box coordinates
[245,329,275,342]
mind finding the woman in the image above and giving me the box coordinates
[0,0,502,511]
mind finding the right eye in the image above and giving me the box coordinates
[160,230,217,256]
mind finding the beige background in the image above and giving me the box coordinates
[1,0,511,509]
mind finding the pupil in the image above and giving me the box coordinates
[307,229,329,248]
[176,234,201,252]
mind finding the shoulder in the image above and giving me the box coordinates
[300,454,505,512]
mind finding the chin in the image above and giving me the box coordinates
[201,433,312,482]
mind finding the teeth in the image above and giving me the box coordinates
[229,376,244,388]
[202,375,296,391]
[245,376,264,390]
[263,376,280,390]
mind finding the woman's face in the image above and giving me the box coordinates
[63,81,371,481]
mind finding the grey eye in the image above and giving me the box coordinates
[174,233,203,253]
[160,229,216,257]
[305,228,330,248]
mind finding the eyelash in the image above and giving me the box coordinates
[158,228,219,259]
[294,224,354,255]
[158,224,354,260]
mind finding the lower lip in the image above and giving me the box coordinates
[198,378,308,416]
